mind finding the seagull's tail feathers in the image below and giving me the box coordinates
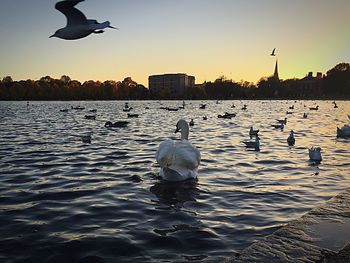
[108,25,119,30]
[91,21,118,31]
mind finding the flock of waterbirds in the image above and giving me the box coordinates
[54,100,350,181]
[47,0,350,181]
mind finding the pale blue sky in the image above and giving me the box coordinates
[0,0,349,86]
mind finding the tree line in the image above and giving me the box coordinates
[1,63,349,100]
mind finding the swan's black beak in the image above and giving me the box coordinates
[108,25,119,30]
[49,34,56,38]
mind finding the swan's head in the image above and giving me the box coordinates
[175,119,189,140]
[175,119,188,133]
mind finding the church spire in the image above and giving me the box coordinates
[273,59,279,81]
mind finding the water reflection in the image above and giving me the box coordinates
[150,179,199,207]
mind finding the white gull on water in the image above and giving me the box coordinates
[50,0,117,40]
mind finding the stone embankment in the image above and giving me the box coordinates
[224,188,350,263]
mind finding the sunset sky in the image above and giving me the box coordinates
[0,0,349,86]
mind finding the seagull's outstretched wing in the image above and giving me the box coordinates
[55,0,88,26]
[271,48,276,56]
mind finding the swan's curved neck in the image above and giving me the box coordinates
[181,126,189,140]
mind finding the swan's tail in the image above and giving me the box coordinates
[161,166,197,182]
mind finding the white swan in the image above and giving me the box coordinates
[309,147,322,162]
[156,119,201,182]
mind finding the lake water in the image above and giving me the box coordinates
[0,100,349,263]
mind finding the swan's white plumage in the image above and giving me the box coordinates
[156,120,200,181]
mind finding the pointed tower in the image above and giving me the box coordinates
[273,59,279,81]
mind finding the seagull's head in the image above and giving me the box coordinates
[49,29,62,38]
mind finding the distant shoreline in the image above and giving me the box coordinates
[1,63,350,101]
[1,98,350,102]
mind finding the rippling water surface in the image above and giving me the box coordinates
[0,100,349,263]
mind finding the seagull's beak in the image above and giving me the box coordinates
[108,25,119,30]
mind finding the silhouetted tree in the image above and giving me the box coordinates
[203,76,250,99]
[257,77,280,98]
[2,76,13,84]
[60,75,71,85]
[1,62,350,100]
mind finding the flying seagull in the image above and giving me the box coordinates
[50,0,118,40]
[270,48,276,56]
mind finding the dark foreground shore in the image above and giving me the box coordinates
[224,188,350,263]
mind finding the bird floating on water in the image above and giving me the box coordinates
[189,119,195,126]
[249,127,259,137]
[123,102,132,112]
[287,130,295,146]
[51,0,118,40]
[336,125,350,138]
[127,113,139,118]
[243,136,260,151]
[303,113,308,118]
[104,121,129,128]
[272,123,284,130]
[156,119,201,182]
[276,117,287,125]
[84,115,96,120]
[218,112,236,119]
[309,147,322,162]
[81,134,91,143]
